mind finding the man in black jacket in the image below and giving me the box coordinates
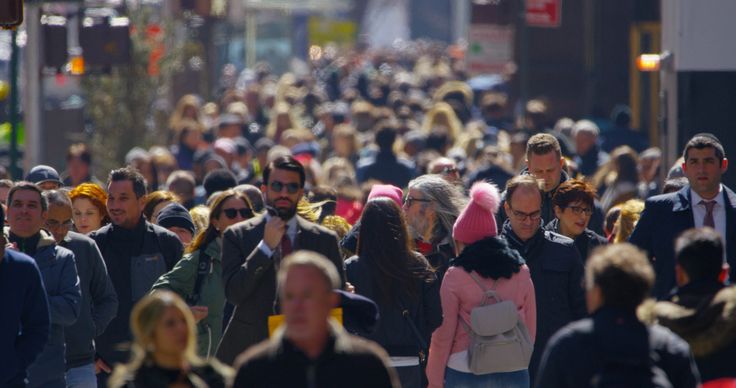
[233,251,399,388]
[536,244,699,388]
[500,175,586,383]
[43,190,118,387]
[90,167,183,380]
[640,228,736,383]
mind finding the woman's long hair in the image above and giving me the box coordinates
[357,198,434,306]
[108,291,201,387]
[187,189,255,254]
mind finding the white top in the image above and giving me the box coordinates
[690,186,727,256]
[256,214,298,257]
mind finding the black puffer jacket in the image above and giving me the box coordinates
[345,253,441,357]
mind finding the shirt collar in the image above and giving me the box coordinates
[690,184,724,207]
[264,213,299,238]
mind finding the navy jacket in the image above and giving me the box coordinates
[501,222,586,382]
[536,306,699,388]
[0,249,50,387]
[20,230,82,388]
[60,231,118,369]
[629,185,736,299]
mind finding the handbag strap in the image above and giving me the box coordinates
[397,299,428,363]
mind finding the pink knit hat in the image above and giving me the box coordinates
[453,181,501,244]
[367,184,403,208]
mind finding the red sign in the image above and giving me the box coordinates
[526,0,562,28]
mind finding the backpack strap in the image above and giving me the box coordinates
[469,272,501,304]
[187,250,212,306]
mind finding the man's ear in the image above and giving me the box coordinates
[559,157,565,168]
[721,158,729,173]
[553,205,563,219]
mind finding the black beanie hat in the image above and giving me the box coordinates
[156,203,195,235]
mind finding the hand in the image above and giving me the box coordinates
[5,241,17,251]
[345,282,355,294]
[263,216,287,250]
[95,358,112,374]
[190,306,209,322]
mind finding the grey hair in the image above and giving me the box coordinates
[408,174,467,250]
[572,119,600,137]
[43,189,72,209]
[278,250,341,291]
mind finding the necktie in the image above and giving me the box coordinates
[701,200,716,228]
[280,233,293,257]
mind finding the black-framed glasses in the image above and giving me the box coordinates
[270,181,300,194]
[404,196,432,207]
[46,219,73,229]
[508,206,541,222]
[566,205,593,216]
[222,208,254,220]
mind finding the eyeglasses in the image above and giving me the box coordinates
[222,208,254,220]
[270,181,301,194]
[46,219,73,229]
[404,196,432,207]
[508,206,541,222]
[566,205,593,216]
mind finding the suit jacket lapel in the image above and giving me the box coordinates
[722,186,736,263]
[672,186,696,230]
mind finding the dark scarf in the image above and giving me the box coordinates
[451,236,525,280]
[8,231,41,257]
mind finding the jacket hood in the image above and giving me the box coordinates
[451,236,525,280]
[3,226,56,249]
[638,287,736,357]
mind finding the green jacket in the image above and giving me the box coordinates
[151,238,224,358]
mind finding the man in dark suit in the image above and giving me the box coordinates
[630,133,735,299]
[217,155,345,365]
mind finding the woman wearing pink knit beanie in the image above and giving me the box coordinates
[426,182,537,388]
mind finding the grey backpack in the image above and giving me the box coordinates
[460,272,534,375]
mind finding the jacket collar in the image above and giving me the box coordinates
[271,319,352,359]
[673,184,736,212]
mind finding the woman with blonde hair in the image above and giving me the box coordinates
[152,190,255,358]
[69,182,110,234]
[109,291,231,387]
[143,190,182,223]
[614,199,645,243]
[421,101,463,147]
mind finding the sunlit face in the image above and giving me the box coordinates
[211,197,253,233]
[0,186,10,206]
[73,197,103,235]
[46,204,73,243]
[575,131,597,156]
[107,180,144,229]
[504,188,542,241]
[167,226,193,246]
[554,201,592,238]
[402,188,432,241]
[527,151,564,192]
[151,200,174,224]
[8,189,47,238]
[262,168,303,220]
[281,265,338,343]
[682,147,728,199]
[152,306,190,357]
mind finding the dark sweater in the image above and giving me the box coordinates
[0,249,50,387]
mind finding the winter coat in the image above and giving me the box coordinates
[17,229,82,388]
[345,252,442,357]
[639,281,736,382]
[152,238,224,358]
[501,221,586,382]
[61,231,118,369]
[536,306,700,388]
[0,249,50,387]
[545,218,608,263]
[426,237,537,388]
[356,151,416,188]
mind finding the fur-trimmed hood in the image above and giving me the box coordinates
[638,286,736,357]
[450,236,525,280]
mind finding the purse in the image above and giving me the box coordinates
[460,272,533,375]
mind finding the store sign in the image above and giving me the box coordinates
[467,24,514,75]
[526,0,562,28]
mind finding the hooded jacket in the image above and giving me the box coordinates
[639,281,736,382]
[7,228,82,387]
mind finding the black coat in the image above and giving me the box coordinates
[356,151,416,188]
[501,222,586,381]
[545,219,608,263]
[536,306,700,388]
[629,185,736,299]
[345,253,441,357]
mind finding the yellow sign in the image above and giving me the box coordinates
[268,308,343,337]
[308,17,356,47]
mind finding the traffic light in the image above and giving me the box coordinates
[0,0,23,28]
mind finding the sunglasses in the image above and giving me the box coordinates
[46,219,73,229]
[270,181,300,194]
[404,196,431,207]
[222,208,254,220]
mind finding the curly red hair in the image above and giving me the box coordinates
[69,183,110,225]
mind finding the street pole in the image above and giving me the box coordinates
[9,28,20,179]
[23,3,43,172]
[519,0,529,110]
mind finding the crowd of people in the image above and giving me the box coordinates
[1,45,735,388]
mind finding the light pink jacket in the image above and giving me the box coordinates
[426,265,536,388]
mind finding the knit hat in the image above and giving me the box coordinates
[367,184,403,208]
[156,203,195,235]
[452,181,501,245]
[25,165,62,186]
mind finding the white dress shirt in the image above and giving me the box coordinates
[691,185,727,253]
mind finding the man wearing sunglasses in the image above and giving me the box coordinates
[500,175,585,385]
[218,155,345,365]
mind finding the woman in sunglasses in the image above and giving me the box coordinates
[152,189,255,358]
[547,179,608,263]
